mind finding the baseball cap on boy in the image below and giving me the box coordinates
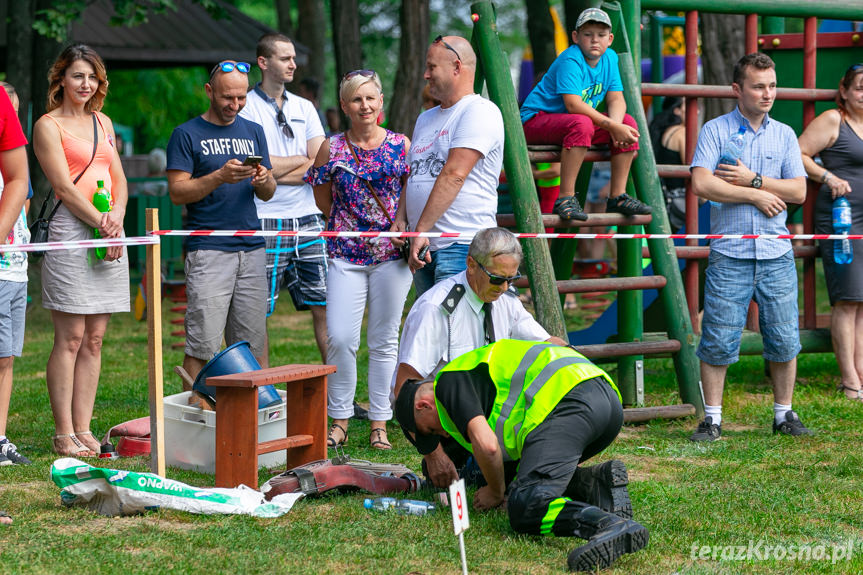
[576,7,612,30]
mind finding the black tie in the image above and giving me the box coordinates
[483,302,495,344]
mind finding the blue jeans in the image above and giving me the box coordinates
[412,243,470,297]
[697,250,801,365]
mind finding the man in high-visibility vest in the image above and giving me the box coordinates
[395,339,648,572]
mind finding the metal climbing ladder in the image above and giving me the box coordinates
[469,1,703,418]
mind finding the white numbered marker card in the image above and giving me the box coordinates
[449,478,470,535]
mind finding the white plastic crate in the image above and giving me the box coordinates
[163,390,287,474]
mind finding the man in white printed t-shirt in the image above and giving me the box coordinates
[394,35,505,297]
[240,33,328,365]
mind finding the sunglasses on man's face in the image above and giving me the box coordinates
[209,61,251,79]
[476,260,521,286]
[276,109,294,140]
[434,35,462,62]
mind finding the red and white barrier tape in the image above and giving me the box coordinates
[148,230,863,241]
[12,230,862,253]
[7,235,158,253]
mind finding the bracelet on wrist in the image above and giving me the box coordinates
[821,171,832,183]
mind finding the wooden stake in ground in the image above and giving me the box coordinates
[146,208,166,477]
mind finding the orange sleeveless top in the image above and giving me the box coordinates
[44,112,115,199]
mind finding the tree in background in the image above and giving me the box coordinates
[525,0,557,80]
[699,13,745,121]
[383,1,429,136]
[294,0,327,88]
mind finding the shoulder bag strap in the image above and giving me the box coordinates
[345,135,394,226]
[44,113,100,221]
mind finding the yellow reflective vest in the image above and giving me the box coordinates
[435,340,620,461]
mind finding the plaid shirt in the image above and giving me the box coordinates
[691,106,807,259]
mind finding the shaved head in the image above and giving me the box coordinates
[425,35,477,107]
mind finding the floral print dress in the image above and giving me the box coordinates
[305,130,409,266]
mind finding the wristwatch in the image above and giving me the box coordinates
[751,173,763,189]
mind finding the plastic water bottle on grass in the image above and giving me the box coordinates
[833,196,853,265]
[363,497,436,515]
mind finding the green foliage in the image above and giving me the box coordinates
[33,0,85,42]
[102,68,210,152]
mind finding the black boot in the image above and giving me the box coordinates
[571,459,632,519]
[567,506,649,572]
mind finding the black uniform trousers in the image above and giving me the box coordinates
[507,376,624,535]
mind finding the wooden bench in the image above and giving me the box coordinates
[206,364,336,489]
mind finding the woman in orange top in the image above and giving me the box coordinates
[33,44,130,457]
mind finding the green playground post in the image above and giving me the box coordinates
[470,1,567,339]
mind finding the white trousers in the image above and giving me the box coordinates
[326,257,412,420]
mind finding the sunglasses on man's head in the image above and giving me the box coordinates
[476,261,521,286]
[434,35,462,62]
[209,61,250,79]
[276,109,294,140]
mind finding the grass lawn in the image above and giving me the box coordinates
[2,262,863,574]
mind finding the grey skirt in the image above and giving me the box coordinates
[41,203,130,314]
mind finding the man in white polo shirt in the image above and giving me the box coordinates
[392,228,567,487]
[240,33,328,364]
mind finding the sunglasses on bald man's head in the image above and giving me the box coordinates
[476,260,521,286]
[434,35,462,62]
[209,61,250,80]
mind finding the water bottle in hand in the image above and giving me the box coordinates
[833,196,853,265]
[91,179,112,260]
[364,497,436,515]
[718,126,747,168]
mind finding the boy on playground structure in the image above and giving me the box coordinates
[520,7,651,221]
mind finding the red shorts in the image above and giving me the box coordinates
[523,111,639,154]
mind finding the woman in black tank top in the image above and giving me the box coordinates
[799,64,863,401]
[649,97,687,230]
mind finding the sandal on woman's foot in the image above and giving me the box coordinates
[370,428,392,450]
[553,196,588,221]
[52,433,97,458]
[327,423,348,448]
[837,384,863,401]
[74,430,102,453]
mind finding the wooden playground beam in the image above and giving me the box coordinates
[641,0,863,20]
[642,83,836,101]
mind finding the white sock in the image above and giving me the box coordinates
[774,403,791,424]
[704,404,722,427]
[0,436,7,444]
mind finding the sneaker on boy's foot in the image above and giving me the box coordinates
[689,417,721,442]
[0,452,10,466]
[0,441,32,465]
[607,193,652,216]
[773,410,813,437]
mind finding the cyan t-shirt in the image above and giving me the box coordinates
[520,45,623,123]
[167,116,272,252]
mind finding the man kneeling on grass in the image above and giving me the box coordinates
[395,339,648,572]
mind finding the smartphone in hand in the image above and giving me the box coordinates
[242,155,263,167]
[417,245,430,260]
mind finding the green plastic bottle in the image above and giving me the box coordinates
[91,180,112,260]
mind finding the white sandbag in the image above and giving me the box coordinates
[50,458,303,518]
